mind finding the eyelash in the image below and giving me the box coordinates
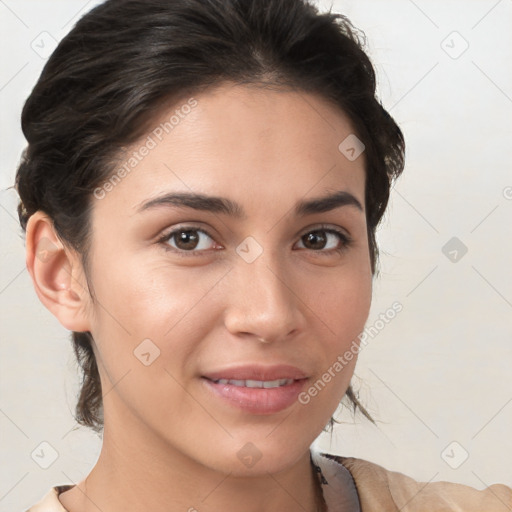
[156,224,353,257]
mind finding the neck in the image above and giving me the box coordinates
[63,412,323,512]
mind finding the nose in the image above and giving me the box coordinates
[223,251,306,344]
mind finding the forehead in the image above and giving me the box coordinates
[93,83,366,219]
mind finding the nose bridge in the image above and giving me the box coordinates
[224,242,303,340]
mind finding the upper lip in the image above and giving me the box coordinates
[202,364,308,381]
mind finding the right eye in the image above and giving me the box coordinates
[157,226,221,254]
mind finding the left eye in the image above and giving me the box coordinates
[296,229,349,252]
[158,226,351,255]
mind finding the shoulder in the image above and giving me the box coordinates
[317,452,512,512]
[24,484,73,512]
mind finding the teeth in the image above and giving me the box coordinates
[263,379,291,388]
[214,378,294,388]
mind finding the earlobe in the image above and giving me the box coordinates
[25,211,91,332]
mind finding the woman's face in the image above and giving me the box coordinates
[84,83,372,475]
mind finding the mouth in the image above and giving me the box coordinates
[207,378,296,388]
[202,363,308,382]
[200,365,309,414]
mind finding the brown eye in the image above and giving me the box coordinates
[302,231,328,250]
[296,228,352,254]
[159,227,217,253]
[174,230,200,250]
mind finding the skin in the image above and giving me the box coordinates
[26,83,373,512]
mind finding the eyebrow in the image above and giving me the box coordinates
[135,190,363,217]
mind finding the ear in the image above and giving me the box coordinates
[25,211,92,332]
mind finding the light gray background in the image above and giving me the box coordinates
[1,0,511,510]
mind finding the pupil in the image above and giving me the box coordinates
[305,231,326,249]
[177,230,198,250]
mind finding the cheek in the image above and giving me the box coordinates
[307,263,372,339]
[300,262,372,409]
[87,252,228,379]
[90,248,216,332]
[296,271,370,420]
[86,256,214,423]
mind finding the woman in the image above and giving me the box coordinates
[15,0,511,510]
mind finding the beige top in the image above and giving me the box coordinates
[25,449,512,511]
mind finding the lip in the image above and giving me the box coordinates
[201,364,309,415]
[201,378,308,414]
[202,364,308,381]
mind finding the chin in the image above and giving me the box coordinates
[194,429,316,478]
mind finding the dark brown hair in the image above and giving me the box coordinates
[14,0,405,433]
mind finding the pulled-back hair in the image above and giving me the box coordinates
[14,0,405,433]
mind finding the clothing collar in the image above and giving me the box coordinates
[310,448,362,512]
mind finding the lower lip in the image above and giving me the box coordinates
[201,377,308,414]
